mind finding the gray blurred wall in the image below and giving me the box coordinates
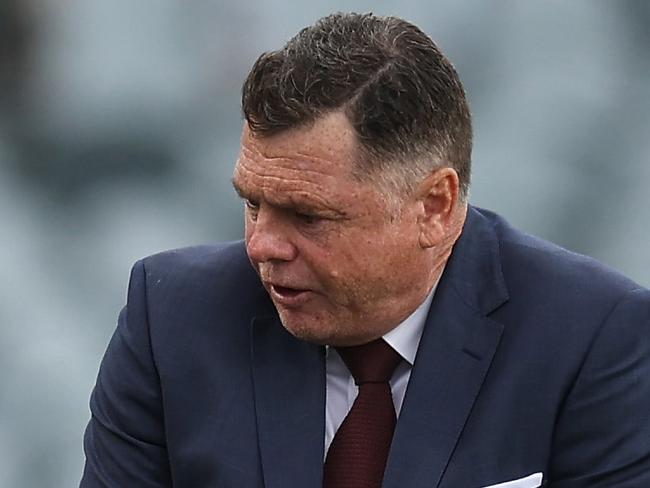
[1,1,648,486]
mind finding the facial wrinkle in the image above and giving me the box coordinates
[235,156,358,217]
[241,144,349,181]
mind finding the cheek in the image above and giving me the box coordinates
[318,248,382,305]
[344,233,420,287]
[303,223,417,297]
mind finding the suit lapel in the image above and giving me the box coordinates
[383,207,509,488]
[251,315,326,488]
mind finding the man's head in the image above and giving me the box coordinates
[241,12,472,200]
[233,13,471,346]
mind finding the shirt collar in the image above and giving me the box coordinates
[382,284,436,366]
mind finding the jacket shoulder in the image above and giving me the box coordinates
[140,241,259,292]
[477,207,644,301]
[132,241,272,329]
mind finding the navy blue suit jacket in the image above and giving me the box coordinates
[81,207,650,487]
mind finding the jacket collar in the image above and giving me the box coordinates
[383,206,508,487]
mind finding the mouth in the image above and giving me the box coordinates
[267,283,312,306]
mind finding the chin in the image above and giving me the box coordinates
[275,310,337,345]
[280,319,331,345]
[278,313,372,347]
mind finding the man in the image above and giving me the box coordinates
[81,13,650,488]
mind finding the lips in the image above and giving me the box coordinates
[267,283,313,307]
[272,284,304,296]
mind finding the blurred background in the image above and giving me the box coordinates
[1,1,649,486]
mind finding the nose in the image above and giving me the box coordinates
[246,206,298,264]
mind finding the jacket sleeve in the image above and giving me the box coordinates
[548,287,650,487]
[80,260,172,487]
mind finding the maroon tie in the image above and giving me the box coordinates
[323,339,403,488]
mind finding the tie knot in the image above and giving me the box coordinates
[335,339,402,385]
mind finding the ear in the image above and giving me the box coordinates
[416,167,461,248]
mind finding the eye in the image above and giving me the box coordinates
[295,211,321,225]
[244,199,260,220]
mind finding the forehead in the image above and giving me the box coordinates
[233,112,362,200]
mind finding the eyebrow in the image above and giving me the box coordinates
[231,174,351,220]
[231,177,257,203]
[231,177,246,198]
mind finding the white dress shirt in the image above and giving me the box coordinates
[324,287,436,454]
